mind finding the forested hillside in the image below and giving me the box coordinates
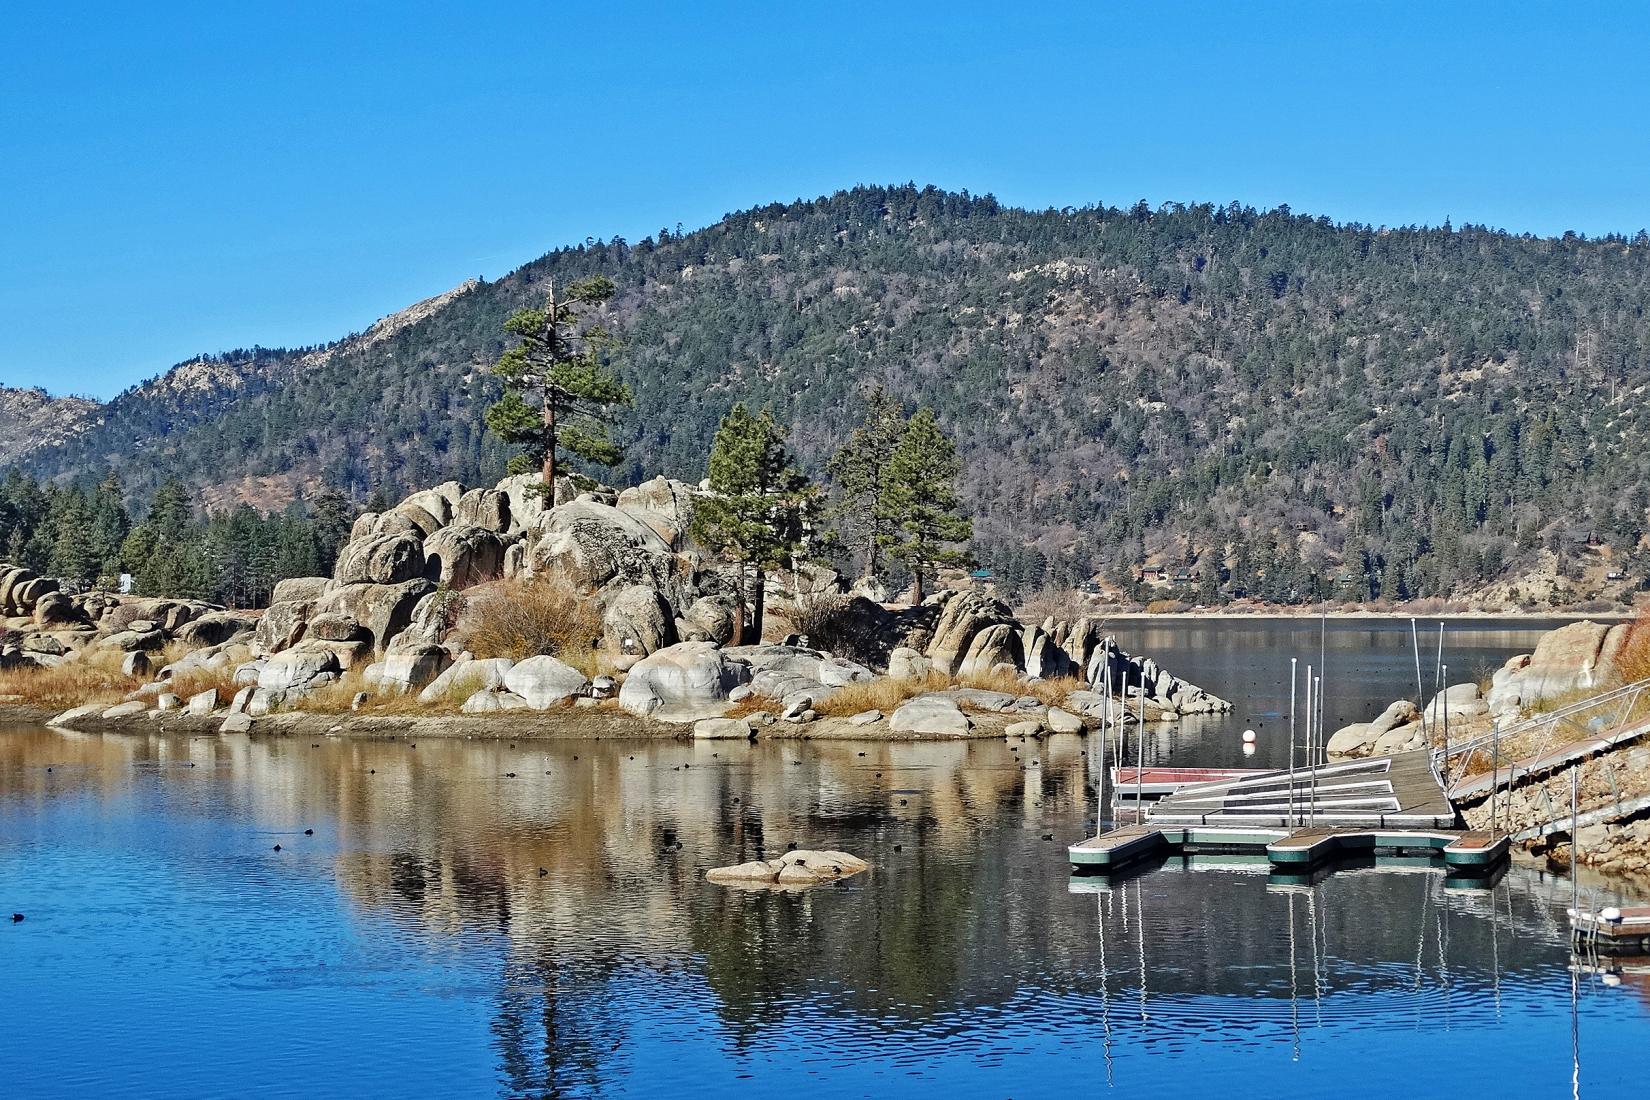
[12,184,1650,605]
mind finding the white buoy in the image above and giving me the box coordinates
[1242,743,1256,757]
[1601,906,1623,923]
[1603,973,1623,988]
[1242,729,1257,744]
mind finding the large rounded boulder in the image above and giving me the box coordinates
[423,525,506,589]
[315,578,434,654]
[523,500,678,597]
[333,534,427,586]
[618,640,751,723]
[602,585,676,666]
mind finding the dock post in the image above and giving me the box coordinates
[1571,765,1580,915]
[1412,618,1429,744]
[1313,674,1322,824]
[1305,665,1315,827]
[1441,662,1449,774]
[1135,669,1144,811]
[1490,720,1500,835]
[1289,658,1298,827]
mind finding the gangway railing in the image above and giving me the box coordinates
[1441,677,1650,790]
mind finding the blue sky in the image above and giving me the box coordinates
[4,1,1649,399]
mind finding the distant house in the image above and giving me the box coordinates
[969,568,994,587]
[1171,568,1197,585]
[1138,565,1165,582]
[1607,570,1626,582]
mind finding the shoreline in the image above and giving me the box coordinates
[9,705,1024,743]
[1091,610,1632,622]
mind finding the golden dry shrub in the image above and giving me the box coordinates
[458,576,604,666]
[1613,603,1650,686]
[811,675,942,718]
[0,647,142,709]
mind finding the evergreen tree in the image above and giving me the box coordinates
[881,408,972,602]
[307,487,355,573]
[485,275,631,489]
[46,486,98,588]
[826,386,907,580]
[89,473,130,582]
[690,404,816,640]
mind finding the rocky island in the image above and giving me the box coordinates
[12,470,1229,743]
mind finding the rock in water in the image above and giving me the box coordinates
[706,849,869,888]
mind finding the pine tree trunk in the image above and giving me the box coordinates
[749,563,766,642]
[910,566,924,605]
[542,396,556,492]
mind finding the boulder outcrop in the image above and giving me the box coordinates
[618,640,750,722]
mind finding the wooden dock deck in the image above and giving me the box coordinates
[1145,749,1455,828]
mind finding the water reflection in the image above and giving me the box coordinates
[3,723,1648,1098]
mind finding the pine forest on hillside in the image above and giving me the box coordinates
[14,184,1650,608]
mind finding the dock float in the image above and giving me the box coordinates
[1570,906,1650,954]
[1265,827,1509,872]
[1070,824,1509,879]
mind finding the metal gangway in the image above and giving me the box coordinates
[1440,676,1650,792]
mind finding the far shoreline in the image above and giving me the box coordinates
[1085,609,1633,622]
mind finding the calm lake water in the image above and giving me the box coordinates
[3,617,1647,1098]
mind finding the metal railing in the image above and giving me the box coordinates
[1442,677,1650,792]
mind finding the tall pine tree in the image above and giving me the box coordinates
[690,404,816,641]
[485,275,631,490]
[826,386,907,580]
[881,408,972,602]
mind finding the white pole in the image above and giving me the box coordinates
[1305,665,1315,827]
[1411,618,1429,743]
[1571,766,1580,915]
[1289,657,1298,827]
[1136,669,1145,811]
[1313,675,1322,825]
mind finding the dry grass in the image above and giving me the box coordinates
[957,668,1087,708]
[812,674,945,718]
[457,577,603,675]
[808,668,1089,718]
[0,648,140,709]
[1613,604,1650,686]
[166,665,243,706]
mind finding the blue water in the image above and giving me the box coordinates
[3,616,1648,1097]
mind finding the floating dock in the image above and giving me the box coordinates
[1570,906,1650,954]
[1069,823,1508,878]
[1073,748,1508,883]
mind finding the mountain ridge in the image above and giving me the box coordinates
[9,184,1650,605]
